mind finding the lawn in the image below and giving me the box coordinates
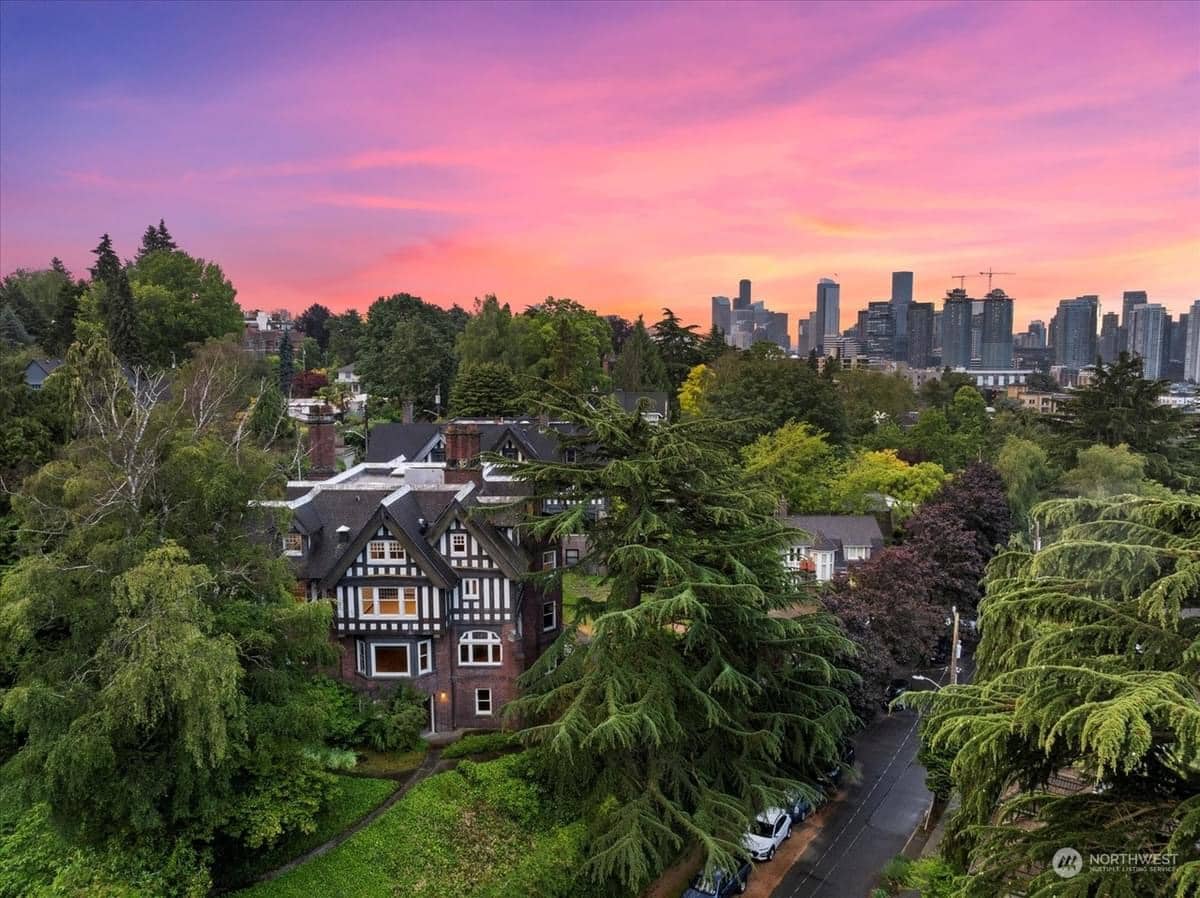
[217,775,397,887]
[234,754,599,898]
[562,571,608,630]
[352,745,428,777]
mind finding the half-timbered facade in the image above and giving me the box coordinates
[261,424,563,733]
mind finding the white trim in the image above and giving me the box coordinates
[417,639,433,674]
[542,600,556,631]
[450,533,468,556]
[458,629,502,665]
[542,549,557,569]
[475,688,493,716]
[462,578,479,598]
[355,639,368,675]
[359,586,420,619]
[370,642,412,678]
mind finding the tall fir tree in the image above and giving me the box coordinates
[278,330,295,395]
[500,390,856,890]
[611,315,669,392]
[90,234,141,364]
[137,219,178,260]
[652,307,701,391]
[698,324,727,362]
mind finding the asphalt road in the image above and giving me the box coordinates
[769,661,970,898]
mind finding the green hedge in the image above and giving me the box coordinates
[440,730,520,759]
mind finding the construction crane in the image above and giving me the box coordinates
[951,275,971,289]
[979,268,1015,292]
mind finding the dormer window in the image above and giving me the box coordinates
[430,440,446,463]
[562,448,578,463]
[450,533,468,556]
[283,532,303,555]
[500,440,520,460]
[368,540,405,563]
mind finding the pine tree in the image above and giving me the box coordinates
[698,324,726,362]
[0,303,33,347]
[155,219,176,251]
[137,220,178,260]
[611,315,669,392]
[449,362,523,416]
[278,330,295,395]
[89,233,122,287]
[90,234,142,363]
[500,390,856,890]
[912,494,1200,897]
[652,307,701,391]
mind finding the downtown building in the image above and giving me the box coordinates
[1053,295,1099,371]
[1127,302,1169,380]
[941,288,975,369]
[906,302,936,368]
[1185,300,1200,383]
[979,289,1015,369]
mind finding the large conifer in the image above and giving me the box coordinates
[500,390,856,890]
[611,315,669,392]
[89,234,141,364]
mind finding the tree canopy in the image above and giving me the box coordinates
[611,316,668,392]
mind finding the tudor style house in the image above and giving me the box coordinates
[262,422,564,733]
[781,514,885,582]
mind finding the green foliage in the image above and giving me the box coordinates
[498,390,856,890]
[651,307,701,393]
[911,494,1200,897]
[0,263,82,353]
[831,449,947,517]
[234,753,600,898]
[611,316,668,392]
[836,369,919,439]
[677,362,715,418]
[278,333,295,394]
[995,435,1055,528]
[360,686,428,753]
[1060,443,1163,499]
[249,380,294,446]
[326,310,364,367]
[450,362,524,416]
[441,731,520,759]
[742,421,840,512]
[136,219,177,260]
[357,293,466,407]
[899,856,969,898]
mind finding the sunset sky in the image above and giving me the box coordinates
[1,0,1197,331]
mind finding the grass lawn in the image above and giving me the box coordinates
[563,571,608,631]
[218,776,397,887]
[353,746,427,777]
[234,755,595,898]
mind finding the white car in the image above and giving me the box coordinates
[741,808,792,861]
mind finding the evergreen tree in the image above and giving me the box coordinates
[136,219,178,260]
[611,316,669,392]
[501,390,856,890]
[156,218,176,251]
[295,303,333,350]
[698,324,726,363]
[652,307,701,391]
[913,494,1200,897]
[449,362,523,416]
[0,304,33,347]
[48,257,81,354]
[277,330,295,395]
[89,234,142,364]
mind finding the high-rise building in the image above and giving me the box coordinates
[1185,300,1200,383]
[732,309,755,349]
[736,279,752,310]
[710,296,731,341]
[797,317,813,357]
[1128,303,1169,379]
[1099,312,1121,364]
[767,311,790,352]
[906,302,935,368]
[1121,291,1147,351]
[891,272,913,360]
[1167,314,1189,381]
[980,289,1014,369]
[941,288,974,369]
[864,301,895,362]
[932,310,943,360]
[1054,296,1099,369]
[855,309,869,343]
[1028,320,1046,348]
[815,279,840,353]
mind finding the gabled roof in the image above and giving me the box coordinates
[365,422,441,462]
[782,514,884,550]
[286,488,394,580]
[24,358,64,379]
[366,419,577,464]
[427,481,531,580]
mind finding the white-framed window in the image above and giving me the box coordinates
[368,540,405,563]
[845,545,870,561]
[360,586,419,618]
[462,578,479,600]
[542,549,557,570]
[459,630,502,665]
[355,639,368,675]
[475,688,492,716]
[450,533,468,556]
[815,551,834,582]
[565,548,580,566]
[417,639,433,674]
[283,532,303,555]
[562,448,577,463]
[371,643,411,677]
[542,600,556,631]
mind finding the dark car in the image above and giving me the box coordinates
[822,742,857,788]
[883,678,909,709]
[784,785,824,823]
[681,858,752,897]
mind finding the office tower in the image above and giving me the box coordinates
[941,288,974,369]
[855,309,869,343]
[1167,314,1188,380]
[767,311,790,351]
[970,301,985,368]
[864,301,895,362]
[906,302,935,368]
[815,279,840,352]
[932,310,943,359]
[1120,291,1147,350]
[980,289,1014,369]
[1054,295,1099,369]
[1028,320,1046,348]
[1128,303,1169,379]
[797,317,812,356]
[736,279,752,310]
[891,272,913,360]
[732,309,755,349]
[1099,312,1120,364]
[711,296,731,342]
[1185,301,1200,383]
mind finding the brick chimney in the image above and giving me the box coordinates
[402,399,414,424]
[443,423,481,484]
[304,404,337,479]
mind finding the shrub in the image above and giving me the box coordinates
[360,685,428,753]
[307,676,369,747]
[440,731,519,759]
[879,855,912,892]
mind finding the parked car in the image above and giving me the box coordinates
[741,808,792,861]
[680,859,752,898]
[822,742,857,788]
[883,677,909,709]
[784,786,823,823]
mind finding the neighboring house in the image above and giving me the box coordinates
[612,390,670,423]
[242,309,303,358]
[260,424,564,733]
[23,358,63,389]
[781,514,885,582]
[336,364,361,387]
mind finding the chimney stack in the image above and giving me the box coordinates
[402,399,415,424]
[305,404,337,479]
[443,423,482,484]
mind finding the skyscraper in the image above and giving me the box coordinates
[1054,296,1099,369]
[767,311,790,352]
[736,279,752,310]
[710,296,731,341]
[890,271,913,360]
[797,317,812,356]
[815,279,840,353]
[1028,320,1046,348]
[906,302,935,368]
[1099,312,1120,364]
[941,288,974,369]
[1121,290,1147,351]
[1128,303,1169,379]
[1185,300,1200,383]
[932,310,943,360]
[864,301,895,362]
[980,288,1014,368]
[1167,314,1188,381]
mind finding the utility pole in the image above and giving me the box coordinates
[949,605,961,686]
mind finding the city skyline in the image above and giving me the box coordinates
[2,1,1198,328]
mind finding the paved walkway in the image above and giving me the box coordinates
[249,748,443,885]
